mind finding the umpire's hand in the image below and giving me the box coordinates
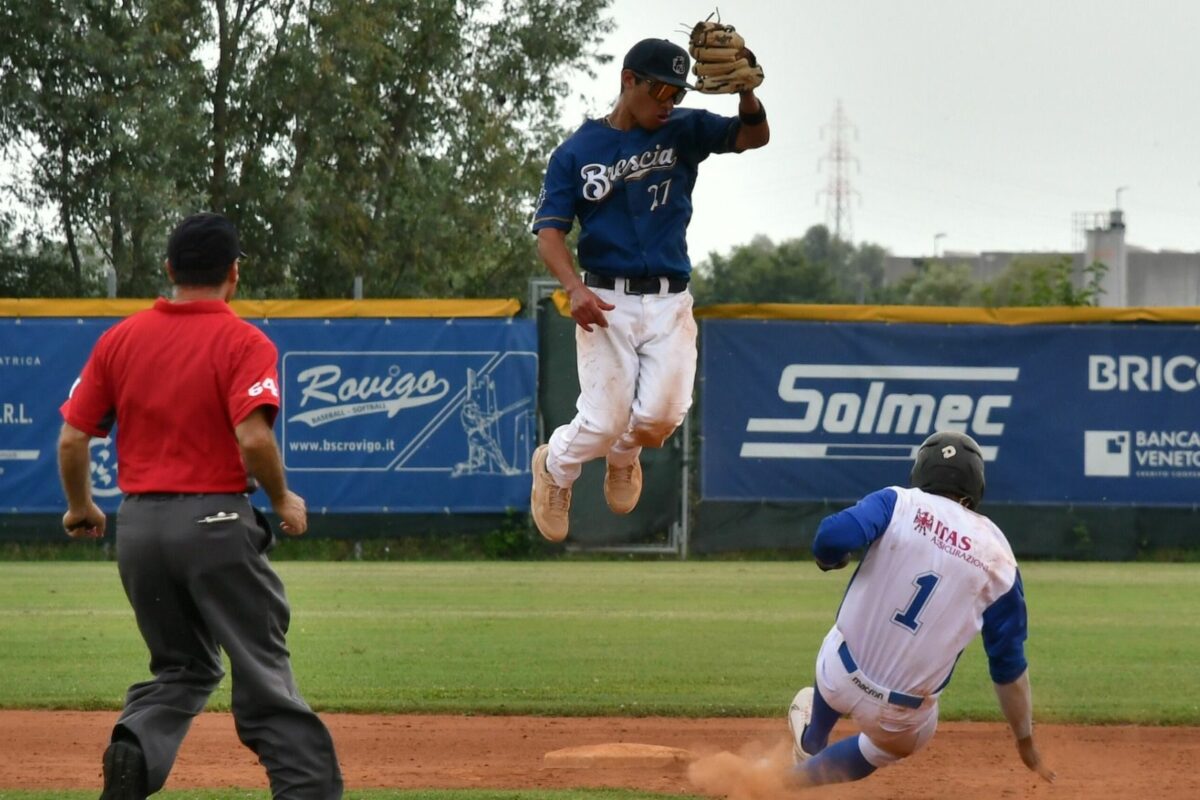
[274,490,308,536]
[63,501,106,539]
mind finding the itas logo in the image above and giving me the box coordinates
[738,364,1015,463]
[1084,431,1131,477]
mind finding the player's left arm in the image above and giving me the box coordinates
[733,90,770,151]
[984,570,1056,783]
[994,670,1056,783]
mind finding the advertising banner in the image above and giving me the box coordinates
[0,317,536,513]
[701,319,1200,505]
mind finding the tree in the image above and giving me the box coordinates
[0,0,207,295]
[0,0,612,298]
[691,225,885,305]
[979,255,1106,307]
[0,213,107,297]
[890,260,978,306]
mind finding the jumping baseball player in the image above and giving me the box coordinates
[529,28,769,541]
[787,431,1055,787]
[57,213,342,799]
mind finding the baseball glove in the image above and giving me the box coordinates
[688,17,764,94]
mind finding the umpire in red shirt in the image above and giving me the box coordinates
[58,213,343,800]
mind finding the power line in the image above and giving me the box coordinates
[817,100,860,242]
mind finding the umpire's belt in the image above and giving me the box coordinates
[584,273,688,295]
[838,641,926,709]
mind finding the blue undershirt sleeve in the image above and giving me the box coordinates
[811,488,897,568]
[982,570,1029,684]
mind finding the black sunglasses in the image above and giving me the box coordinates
[635,74,687,104]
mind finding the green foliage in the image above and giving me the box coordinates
[979,255,1107,307]
[882,259,979,306]
[884,254,1108,307]
[0,217,107,297]
[2,562,1199,724]
[690,225,885,305]
[0,0,613,299]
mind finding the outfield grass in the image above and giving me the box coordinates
[0,562,1197,724]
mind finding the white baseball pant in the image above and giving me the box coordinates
[814,626,940,767]
[545,280,697,487]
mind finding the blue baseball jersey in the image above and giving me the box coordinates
[814,486,1028,694]
[531,109,741,278]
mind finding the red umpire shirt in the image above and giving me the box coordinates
[60,298,281,494]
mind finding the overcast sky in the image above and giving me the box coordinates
[558,0,1200,261]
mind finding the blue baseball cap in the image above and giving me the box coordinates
[622,38,694,89]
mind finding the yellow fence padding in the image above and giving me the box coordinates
[692,303,1200,324]
[0,298,521,318]
[547,291,1200,324]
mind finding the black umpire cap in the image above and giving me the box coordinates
[167,212,245,282]
[623,38,694,89]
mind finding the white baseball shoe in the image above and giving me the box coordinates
[787,686,816,764]
[531,445,571,542]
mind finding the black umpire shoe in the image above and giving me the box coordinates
[100,739,148,800]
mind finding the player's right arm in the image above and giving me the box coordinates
[811,487,897,570]
[532,146,614,332]
[58,337,114,539]
[57,422,106,539]
[535,228,614,332]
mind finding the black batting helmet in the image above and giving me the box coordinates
[910,431,986,510]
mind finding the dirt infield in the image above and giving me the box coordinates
[2,711,1199,798]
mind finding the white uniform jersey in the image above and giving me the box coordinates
[834,486,1019,695]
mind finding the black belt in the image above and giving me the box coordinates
[583,273,688,295]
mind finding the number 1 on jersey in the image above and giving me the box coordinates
[648,179,672,211]
[893,572,941,633]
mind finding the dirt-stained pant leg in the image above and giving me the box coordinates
[609,291,697,466]
[114,495,343,799]
[547,289,697,485]
[812,627,939,768]
[546,288,639,486]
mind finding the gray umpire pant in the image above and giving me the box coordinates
[112,493,343,799]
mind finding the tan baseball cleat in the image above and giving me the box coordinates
[604,457,642,514]
[531,445,571,542]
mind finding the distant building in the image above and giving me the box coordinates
[882,210,1200,306]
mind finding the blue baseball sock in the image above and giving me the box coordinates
[799,734,877,785]
[800,684,841,755]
